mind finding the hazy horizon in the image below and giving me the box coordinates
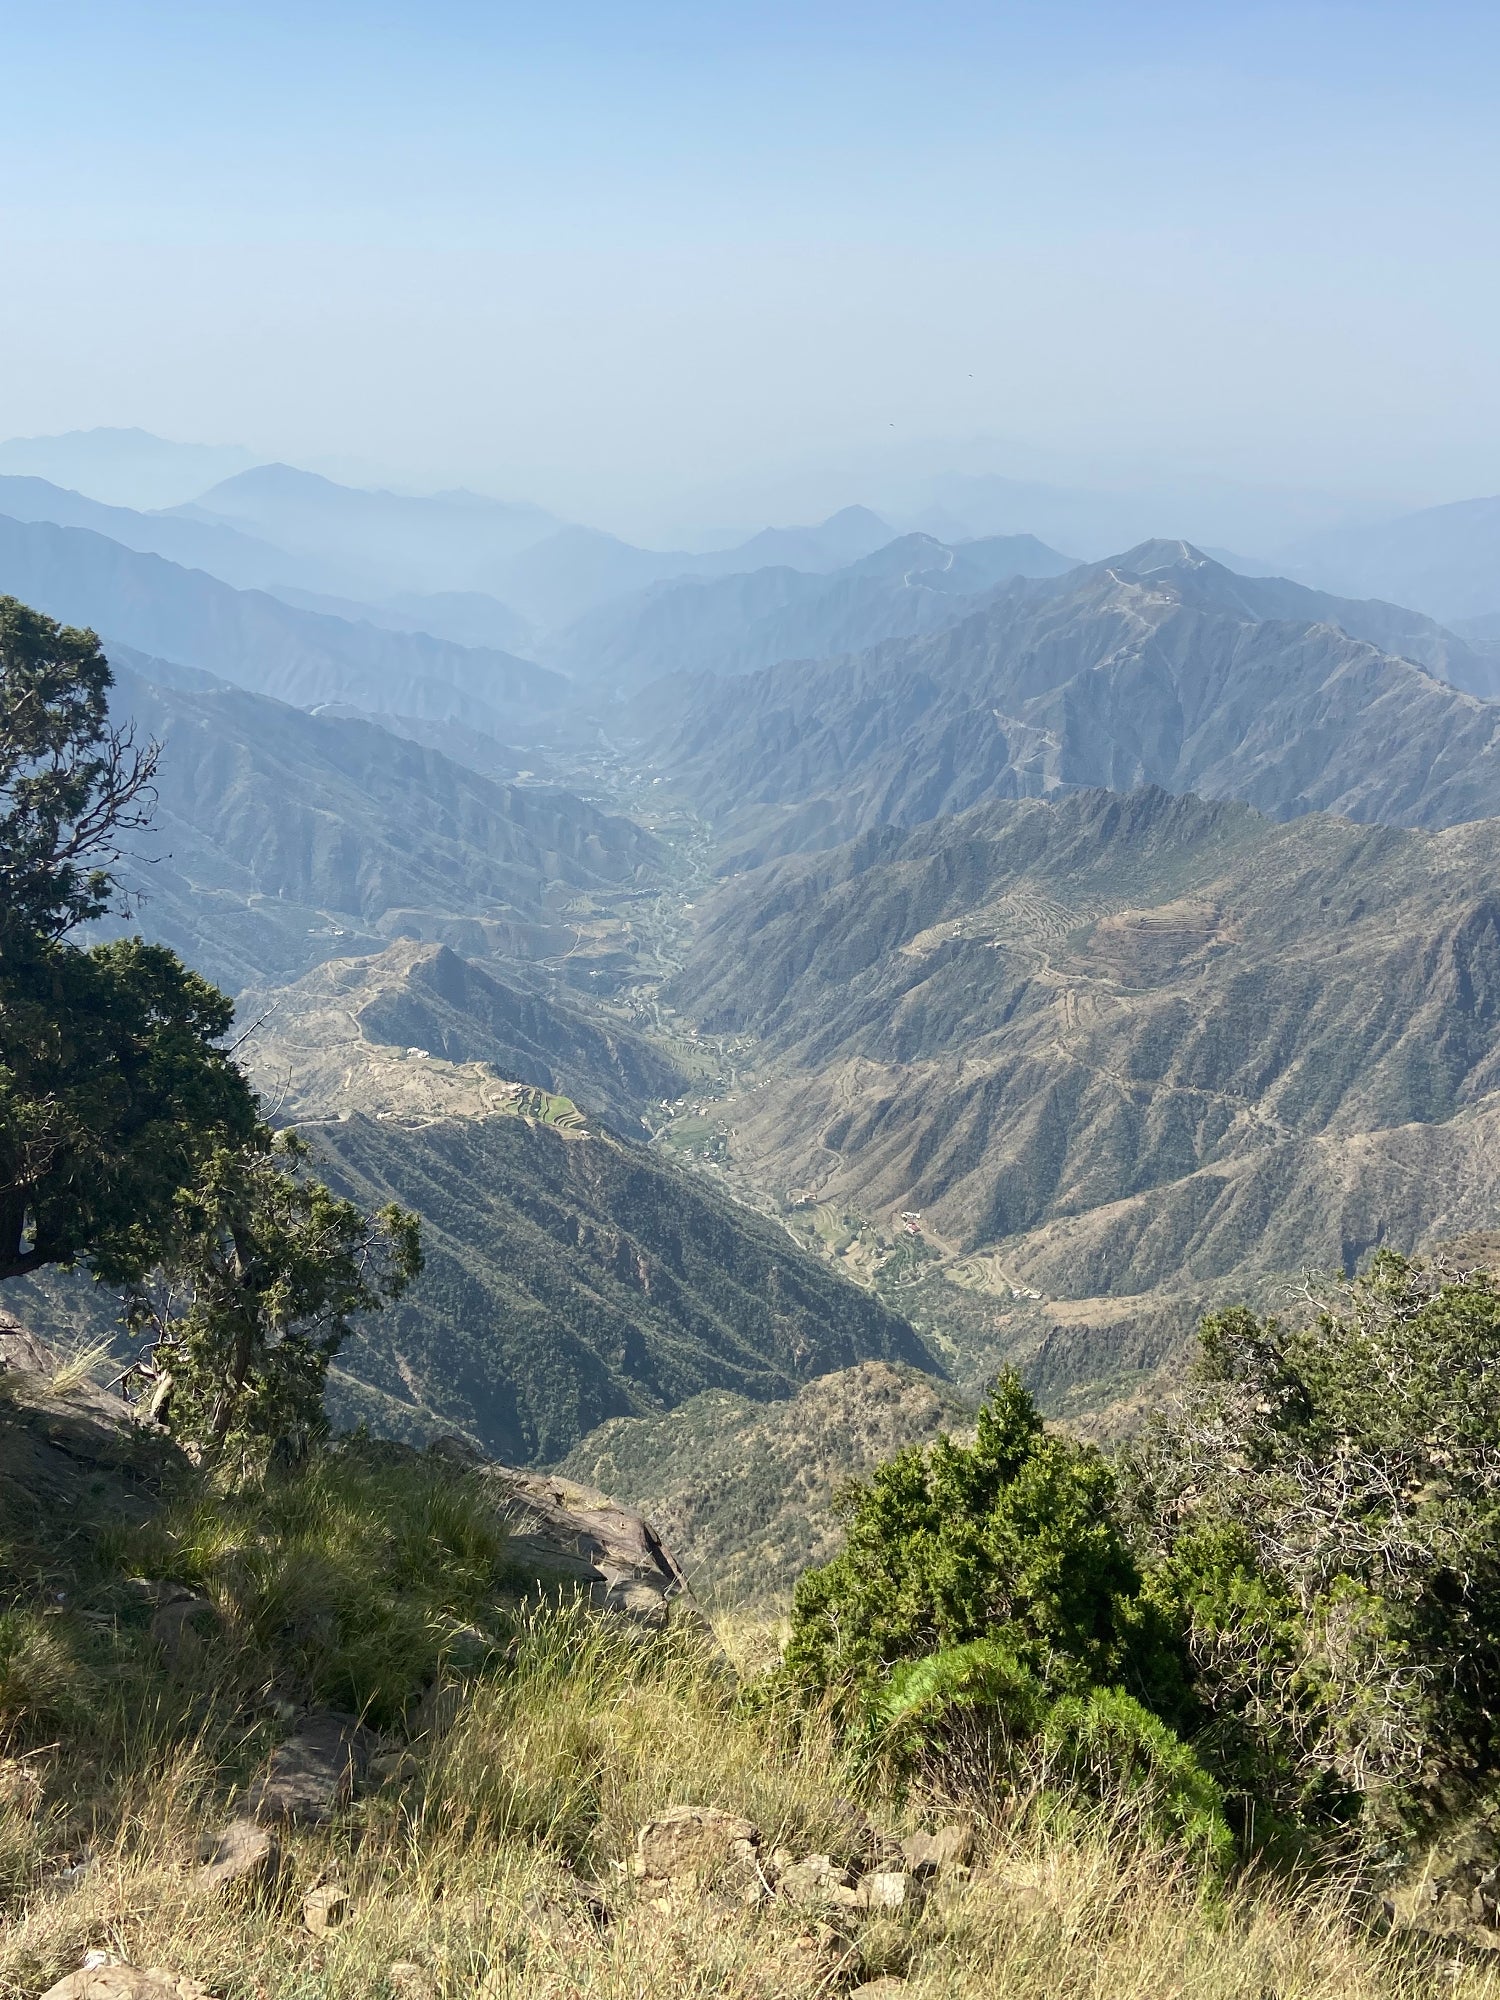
[4,2,1499,549]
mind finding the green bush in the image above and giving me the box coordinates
[782,1372,1188,1719]
[1041,1687,1234,1876]
[868,1637,1048,1764]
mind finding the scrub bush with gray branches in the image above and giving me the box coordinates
[783,1251,1500,1864]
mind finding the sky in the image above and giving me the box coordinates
[2,0,1498,542]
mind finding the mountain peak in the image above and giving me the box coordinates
[1108,538,1220,576]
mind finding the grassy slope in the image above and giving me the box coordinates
[1,1367,1491,2000]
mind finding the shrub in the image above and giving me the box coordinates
[782,1372,1188,1719]
[1123,1253,1500,1843]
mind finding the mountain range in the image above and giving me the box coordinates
[546,531,1076,691]
[220,943,934,1462]
[648,540,1500,867]
[0,514,566,733]
[103,655,654,990]
[663,782,1500,1405]
[1279,494,1500,626]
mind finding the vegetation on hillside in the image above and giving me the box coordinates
[0,597,419,1454]
[777,1253,1500,1878]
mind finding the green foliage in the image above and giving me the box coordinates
[0,933,260,1282]
[0,596,154,943]
[1041,1687,1235,1876]
[0,595,421,1444]
[0,601,260,1281]
[869,1637,1048,1761]
[782,1372,1186,1719]
[1125,1254,1500,1841]
[125,1133,422,1457]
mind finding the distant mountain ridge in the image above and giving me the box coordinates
[650,540,1500,864]
[549,530,1077,691]
[0,475,345,595]
[0,427,257,509]
[180,463,563,597]
[104,657,657,990]
[1278,494,1500,625]
[0,513,566,734]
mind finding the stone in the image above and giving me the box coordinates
[387,1967,435,2000]
[856,1871,919,1912]
[40,1969,213,2000]
[303,1882,351,1935]
[778,1852,860,1908]
[147,1592,220,1671]
[247,1712,376,1824]
[481,1465,714,1639]
[196,1815,282,1895]
[369,1748,421,1786]
[901,1822,974,1876]
[633,1804,762,1886]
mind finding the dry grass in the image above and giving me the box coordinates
[46,1340,116,1398]
[3,1603,1499,2000]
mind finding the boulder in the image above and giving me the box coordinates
[478,1465,710,1636]
[147,1590,220,1671]
[856,1870,919,1912]
[303,1883,351,1935]
[41,1969,213,2000]
[777,1852,860,1908]
[196,1816,282,1895]
[633,1804,762,1889]
[902,1822,974,1876]
[247,1712,377,1824]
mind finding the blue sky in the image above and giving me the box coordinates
[2,2,1498,535]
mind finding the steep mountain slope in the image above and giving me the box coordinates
[652,542,1500,862]
[666,786,1500,1387]
[1279,495,1500,625]
[550,532,1077,690]
[0,515,566,731]
[239,939,684,1137]
[106,660,660,990]
[306,1109,937,1464]
[556,1360,967,1605]
[5,937,933,1466]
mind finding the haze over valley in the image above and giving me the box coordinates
[3,424,1500,1486]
